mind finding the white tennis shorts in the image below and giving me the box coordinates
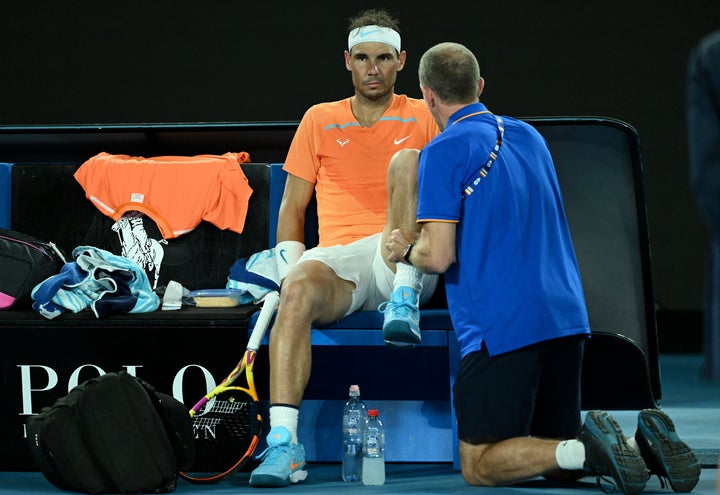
[298,233,438,315]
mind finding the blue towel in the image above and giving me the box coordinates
[226,248,280,304]
[31,246,160,319]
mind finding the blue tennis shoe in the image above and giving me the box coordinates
[379,286,421,348]
[249,426,308,487]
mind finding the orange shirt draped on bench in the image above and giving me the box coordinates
[74,152,253,240]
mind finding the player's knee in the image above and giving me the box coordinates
[391,147,420,161]
[389,148,420,174]
[278,277,311,307]
[280,272,338,319]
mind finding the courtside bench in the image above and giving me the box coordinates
[0,118,662,472]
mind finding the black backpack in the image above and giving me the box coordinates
[26,371,195,494]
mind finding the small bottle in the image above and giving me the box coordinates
[341,385,367,482]
[362,408,385,486]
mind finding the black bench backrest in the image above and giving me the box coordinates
[529,117,660,408]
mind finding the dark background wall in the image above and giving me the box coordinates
[1,1,718,319]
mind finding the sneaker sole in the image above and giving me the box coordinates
[382,320,421,347]
[249,473,291,487]
[636,409,700,493]
[580,410,648,495]
[249,469,308,488]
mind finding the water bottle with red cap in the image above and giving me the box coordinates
[362,408,385,485]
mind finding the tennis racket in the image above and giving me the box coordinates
[179,290,280,484]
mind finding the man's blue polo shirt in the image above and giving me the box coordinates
[417,102,590,358]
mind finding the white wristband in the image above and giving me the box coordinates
[275,240,306,281]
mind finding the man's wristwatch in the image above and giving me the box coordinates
[403,242,415,264]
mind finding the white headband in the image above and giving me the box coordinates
[348,25,401,53]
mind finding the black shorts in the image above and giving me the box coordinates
[452,334,586,443]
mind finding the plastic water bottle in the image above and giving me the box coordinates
[341,385,367,482]
[362,409,385,485]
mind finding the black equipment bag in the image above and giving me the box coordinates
[26,371,195,494]
[0,228,66,309]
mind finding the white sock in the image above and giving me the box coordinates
[269,404,299,444]
[394,262,422,292]
[555,439,586,470]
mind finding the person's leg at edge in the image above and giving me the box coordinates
[455,337,648,495]
[459,436,582,486]
[455,339,585,487]
[379,149,425,346]
[249,260,355,487]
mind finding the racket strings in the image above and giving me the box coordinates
[181,293,278,483]
[198,398,252,415]
[183,391,260,477]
